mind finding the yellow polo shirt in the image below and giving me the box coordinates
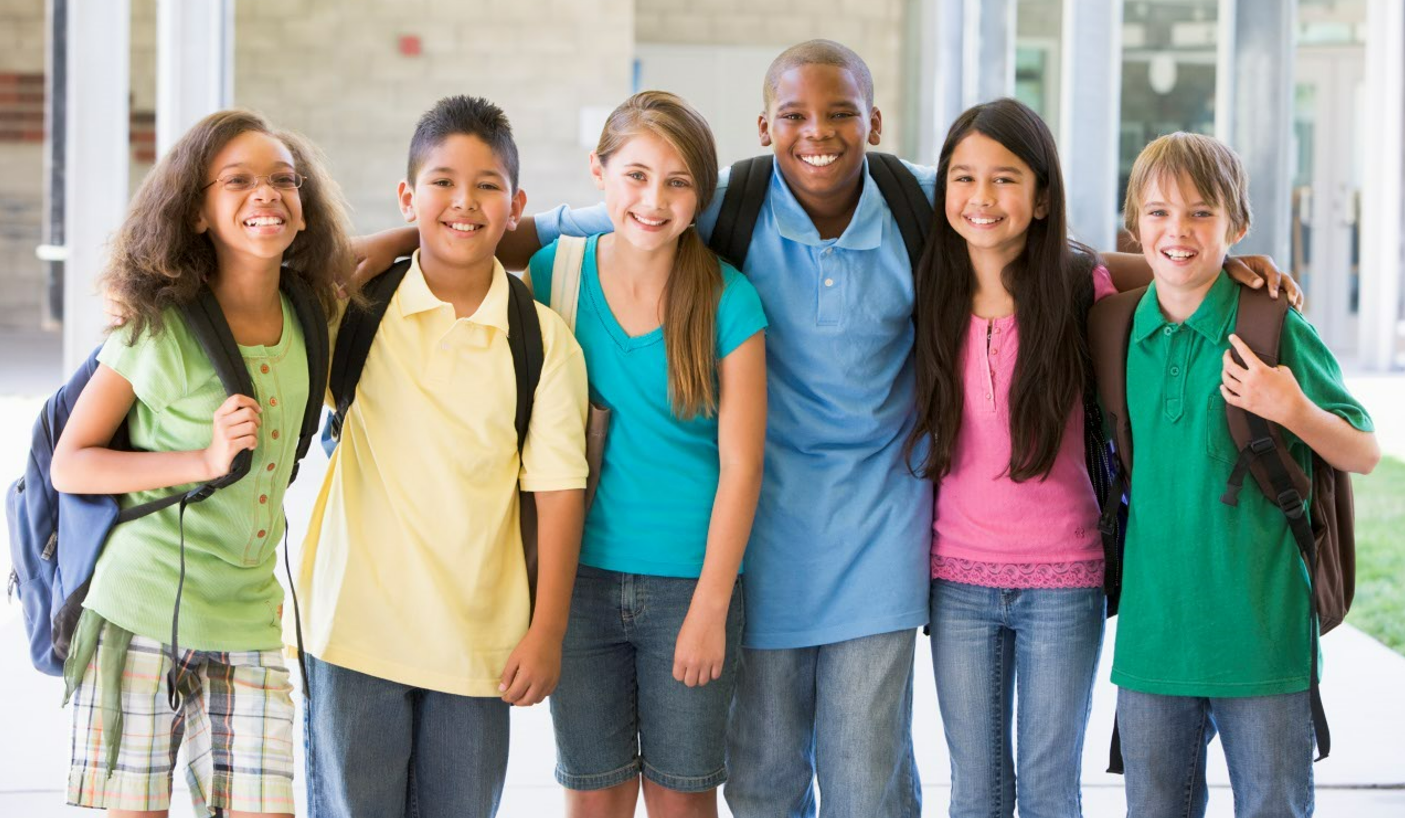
[293,252,587,695]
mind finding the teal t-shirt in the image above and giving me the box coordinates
[529,234,767,577]
[1111,272,1373,697]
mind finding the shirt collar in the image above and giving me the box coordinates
[396,249,511,333]
[768,155,885,251]
[1131,270,1238,345]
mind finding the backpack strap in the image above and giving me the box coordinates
[1087,286,1144,480]
[550,236,589,332]
[505,272,544,452]
[1219,284,1331,759]
[505,271,545,608]
[327,259,413,442]
[278,273,330,486]
[708,156,773,270]
[867,152,932,267]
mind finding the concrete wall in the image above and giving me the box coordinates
[230,0,634,234]
[634,0,910,156]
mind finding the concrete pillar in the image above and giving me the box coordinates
[1359,0,1405,369]
[963,0,1015,107]
[156,0,234,156]
[64,0,129,370]
[903,0,966,165]
[1218,0,1296,265]
[1058,0,1123,251]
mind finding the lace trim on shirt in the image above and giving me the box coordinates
[932,555,1105,589]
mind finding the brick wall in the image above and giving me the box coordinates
[0,0,45,328]
[633,0,910,156]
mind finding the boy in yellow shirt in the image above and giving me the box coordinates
[294,96,588,817]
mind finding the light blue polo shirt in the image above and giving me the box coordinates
[528,234,767,578]
[537,155,938,649]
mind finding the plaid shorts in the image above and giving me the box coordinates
[67,627,296,814]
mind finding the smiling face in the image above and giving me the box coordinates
[398,133,525,275]
[943,131,1048,269]
[592,130,699,254]
[1136,171,1246,296]
[759,63,881,213]
[195,130,306,267]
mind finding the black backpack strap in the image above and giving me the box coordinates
[328,259,413,441]
[179,287,256,488]
[505,272,544,451]
[279,274,330,486]
[708,156,773,271]
[867,152,933,267]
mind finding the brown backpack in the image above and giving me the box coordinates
[1088,281,1352,765]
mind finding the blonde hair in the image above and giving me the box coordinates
[1124,132,1252,241]
[596,91,723,420]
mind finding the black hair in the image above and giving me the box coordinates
[407,95,519,188]
[763,39,875,110]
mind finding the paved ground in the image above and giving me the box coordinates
[1,328,1402,816]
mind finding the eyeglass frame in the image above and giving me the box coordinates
[201,172,307,192]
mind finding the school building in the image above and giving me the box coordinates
[0,0,1401,374]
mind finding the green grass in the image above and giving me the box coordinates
[1346,455,1405,654]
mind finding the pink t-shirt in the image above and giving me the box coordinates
[931,266,1117,587]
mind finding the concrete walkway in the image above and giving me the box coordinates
[1,331,1402,816]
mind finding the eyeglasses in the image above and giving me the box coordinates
[202,172,305,192]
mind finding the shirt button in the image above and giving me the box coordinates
[987,393,993,401]
[269,396,278,407]
[993,327,1000,334]
[990,348,998,355]
[267,463,276,472]
[1163,326,1175,336]
[260,364,270,374]
[822,248,833,256]
[271,430,280,440]
[824,278,834,287]
[257,529,267,538]
[1170,366,1181,376]
[259,494,267,504]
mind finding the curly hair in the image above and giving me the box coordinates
[101,109,355,339]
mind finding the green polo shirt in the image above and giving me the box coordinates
[1111,272,1372,698]
[84,294,308,651]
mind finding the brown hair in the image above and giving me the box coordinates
[102,109,354,339]
[1124,131,1252,241]
[595,91,723,420]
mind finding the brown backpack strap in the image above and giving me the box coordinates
[1221,285,1312,505]
[1221,283,1333,760]
[1087,286,1145,478]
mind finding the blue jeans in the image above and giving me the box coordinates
[724,629,921,818]
[550,565,744,792]
[1117,688,1314,818]
[303,654,511,818]
[929,580,1105,818]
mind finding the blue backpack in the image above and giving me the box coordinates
[6,276,328,699]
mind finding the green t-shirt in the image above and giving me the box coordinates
[85,294,308,651]
[1111,272,1373,698]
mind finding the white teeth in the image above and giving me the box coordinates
[632,214,665,226]
[967,216,1001,225]
[1164,249,1195,259]
[799,154,839,167]
[244,216,283,227]
[447,222,480,232]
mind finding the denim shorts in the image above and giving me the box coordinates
[550,564,744,792]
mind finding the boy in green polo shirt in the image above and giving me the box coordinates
[1111,132,1380,818]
